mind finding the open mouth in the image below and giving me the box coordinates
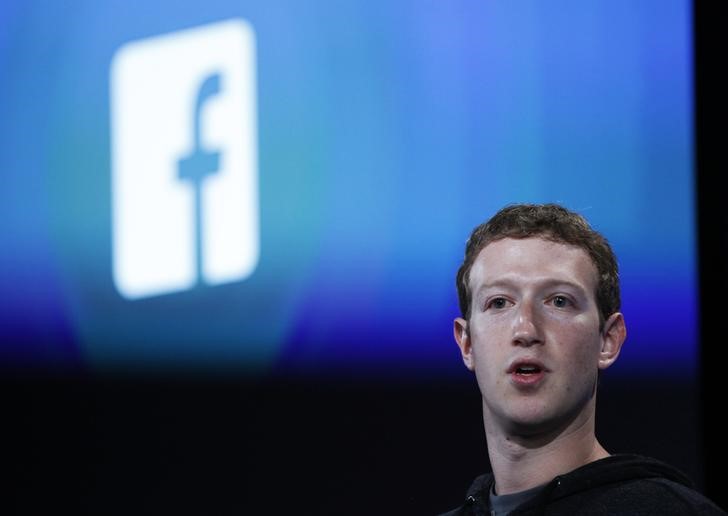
[507,360,547,384]
[509,363,546,386]
[515,365,542,375]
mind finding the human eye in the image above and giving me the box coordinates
[486,297,511,310]
[549,295,572,308]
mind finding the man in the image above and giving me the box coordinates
[441,204,725,515]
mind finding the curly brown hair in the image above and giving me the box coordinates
[455,203,620,327]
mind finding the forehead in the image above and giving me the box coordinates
[469,237,598,292]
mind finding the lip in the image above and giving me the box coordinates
[507,358,548,387]
[506,358,548,374]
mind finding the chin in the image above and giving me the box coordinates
[501,404,561,436]
[506,418,556,438]
[506,413,551,432]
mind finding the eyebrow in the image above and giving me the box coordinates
[474,278,589,299]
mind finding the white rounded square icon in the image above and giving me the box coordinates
[110,19,259,300]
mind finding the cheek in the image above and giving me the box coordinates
[469,326,507,383]
[558,321,603,368]
[469,322,503,357]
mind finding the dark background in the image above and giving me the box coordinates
[695,0,727,512]
[5,374,709,515]
[6,2,727,514]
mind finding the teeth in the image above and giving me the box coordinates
[517,366,538,374]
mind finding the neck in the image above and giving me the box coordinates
[484,400,609,495]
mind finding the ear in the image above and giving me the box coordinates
[598,312,626,370]
[454,317,474,371]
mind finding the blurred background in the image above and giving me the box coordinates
[2,1,726,514]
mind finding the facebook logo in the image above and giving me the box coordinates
[110,19,259,300]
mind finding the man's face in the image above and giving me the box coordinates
[454,237,625,436]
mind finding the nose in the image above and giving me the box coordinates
[512,301,543,347]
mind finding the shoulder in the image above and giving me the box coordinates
[523,454,726,515]
[582,476,726,515]
[544,466,726,515]
[438,456,727,516]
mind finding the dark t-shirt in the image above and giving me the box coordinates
[489,483,546,516]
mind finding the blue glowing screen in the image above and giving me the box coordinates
[0,1,694,378]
